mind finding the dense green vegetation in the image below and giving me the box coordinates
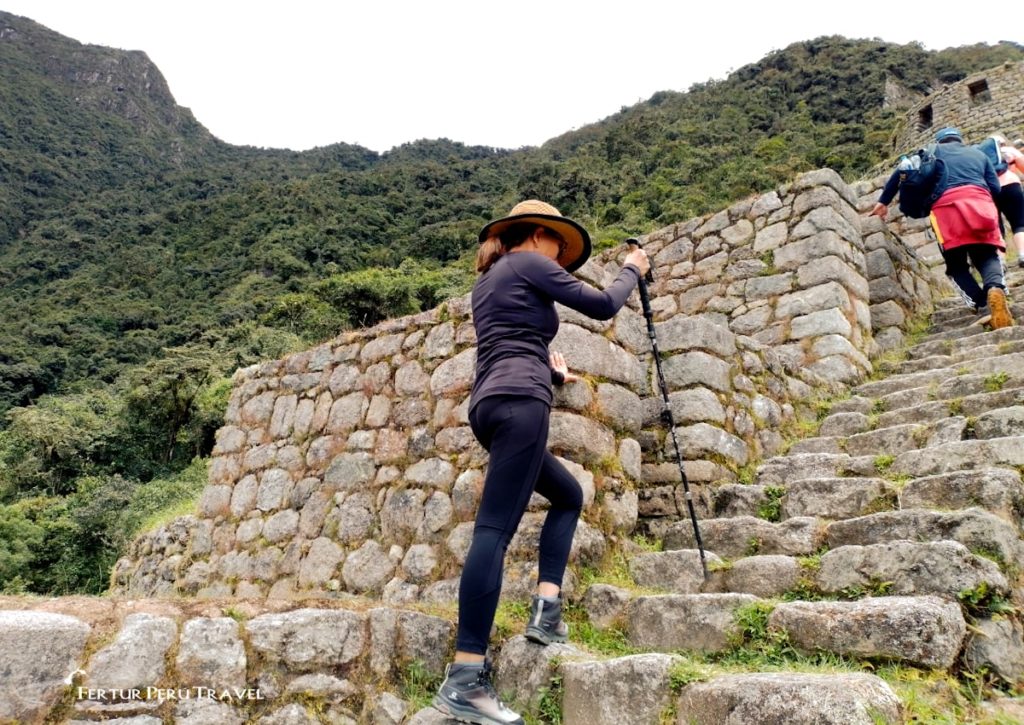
[0,9,1021,593]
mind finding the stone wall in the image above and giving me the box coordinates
[891,61,1024,154]
[111,168,946,601]
[0,597,452,725]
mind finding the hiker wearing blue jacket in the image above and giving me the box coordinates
[871,127,1011,329]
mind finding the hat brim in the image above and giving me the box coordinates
[479,213,592,273]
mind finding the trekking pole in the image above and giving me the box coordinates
[626,238,708,580]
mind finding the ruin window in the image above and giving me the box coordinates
[917,105,933,131]
[968,79,992,105]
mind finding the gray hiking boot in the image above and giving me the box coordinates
[524,594,569,645]
[432,659,524,725]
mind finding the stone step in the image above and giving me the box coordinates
[927,300,1024,334]
[625,593,759,653]
[907,324,1024,360]
[712,478,897,522]
[815,540,1008,599]
[663,516,823,558]
[891,435,1024,478]
[755,452,880,486]
[825,508,1023,569]
[869,371,1024,417]
[789,418,964,458]
[872,387,1024,428]
[895,338,1024,374]
[674,673,901,725]
[899,468,1024,525]
[918,308,1023,345]
[769,596,965,669]
[854,351,1024,398]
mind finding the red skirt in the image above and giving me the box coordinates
[929,185,1003,251]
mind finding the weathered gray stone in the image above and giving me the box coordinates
[819,412,871,437]
[548,412,616,462]
[405,458,456,489]
[596,383,643,434]
[424,322,455,358]
[664,516,823,558]
[675,672,901,725]
[662,352,733,393]
[342,540,396,594]
[257,468,291,512]
[603,489,639,533]
[975,406,1024,439]
[263,509,299,543]
[900,468,1024,524]
[332,491,375,544]
[361,334,404,363]
[86,613,176,690]
[707,555,802,598]
[770,596,966,668]
[401,544,439,582]
[789,308,852,340]
[176,618,246,689]
[618,438,642,481]
[247,608,366,670]
[430,348,477,396]
[174,697,246,725]
[492,635,584,713]
[628,550,723,593]
[380,488,427,544]
[825,508,1024,569]
[324,452,377,490]
[561,653,682,725]
[776,282,852,320]
[667,388,727,424]
[368,608,453,679]
[653,317,737,357]
[964,617,1024,685]
[199,484,232,518]
[675,423,749,467]
[297,537,344,587]
[0,611,91,723]
[582,583,632,628]
[551,323,645,387]
[781,478,894,520]
[369,692,409,725]
[817,540,1008,598]
[627,594,759,652]
[327,392,369,433]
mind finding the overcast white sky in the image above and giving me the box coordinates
[1,1,1014,152]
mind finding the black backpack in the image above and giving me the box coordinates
[897,144,948,218]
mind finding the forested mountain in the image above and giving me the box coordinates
[1,8,1021,593]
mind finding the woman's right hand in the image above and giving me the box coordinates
[625,248,650,276]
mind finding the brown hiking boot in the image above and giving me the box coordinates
[987,287,1014,329]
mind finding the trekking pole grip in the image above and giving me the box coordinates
[625,238,655,284]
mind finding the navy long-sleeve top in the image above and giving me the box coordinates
[469,251,641,411]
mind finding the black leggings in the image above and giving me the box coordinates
[997,182,1024,233]
[456,395,583,654]
[941,244,1006,309]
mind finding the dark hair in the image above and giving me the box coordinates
[475,223,541,274]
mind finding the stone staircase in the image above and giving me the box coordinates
[466,273,1024,724]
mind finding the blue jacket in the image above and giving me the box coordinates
[879,141,1000,206]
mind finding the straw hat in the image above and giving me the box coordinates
[479,200,592,272]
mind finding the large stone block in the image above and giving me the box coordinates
[626,593,759,652]
[176,618,246,689]
[769,596,966,669]
[0,611,91,723]
[247,608,367,671]
[551,323,645,388]
[561,653,681,725]
[817,540,1008,598]
[675,672,901,725]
